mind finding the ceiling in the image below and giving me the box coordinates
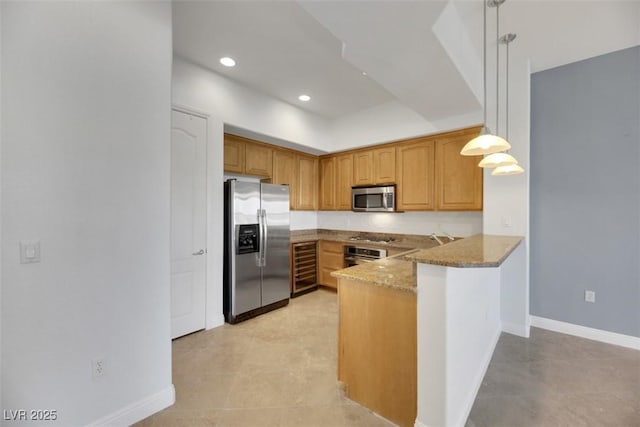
[173,1,640,122]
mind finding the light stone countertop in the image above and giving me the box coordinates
[404,234,523,268]
[330,250,419,293]
[290,229,442,251]
[330,234,523,292]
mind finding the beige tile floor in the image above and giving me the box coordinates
[136,288,393,427]
[138,288,640,427]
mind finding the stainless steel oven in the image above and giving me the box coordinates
[352,185,395,212]
[344,246,387,267]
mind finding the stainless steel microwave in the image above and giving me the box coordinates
[352,185,396,212]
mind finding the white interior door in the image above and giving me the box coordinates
[170,109,207,339]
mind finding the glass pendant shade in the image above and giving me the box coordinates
[460,126,511,156]
[491,163,524,176]
[478,152,518,168]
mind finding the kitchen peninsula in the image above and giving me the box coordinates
[332,234,523,427]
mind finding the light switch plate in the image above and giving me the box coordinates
[20,240,41,264]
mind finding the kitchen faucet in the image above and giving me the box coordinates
[429,233,444,246]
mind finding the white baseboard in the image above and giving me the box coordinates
[501,320,530,338]
[87,384,175,427]
[455,326,502,427]
[414,421,428,427]
[530,316,640,350]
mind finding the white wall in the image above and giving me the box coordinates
[318,211,481,238]
[0,1,3,411]
[1,2,173,425]
[416,263,501,427]
[173,57,330,151]
[328,100,482,152]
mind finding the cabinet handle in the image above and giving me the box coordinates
[192,249,205,256]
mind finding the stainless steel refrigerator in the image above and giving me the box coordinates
[223,179,290,324]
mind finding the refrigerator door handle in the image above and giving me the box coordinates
[255,209,263,267]
[261,209,268,267]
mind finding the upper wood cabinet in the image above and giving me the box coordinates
[245,143,273,177]
[372,147,396,184]
[353,150,374,186]
[353,147,396,186]
[223,133,272,178]
[435,132,483,211]
[223,134,245,174]
[396,138,436,211]
[319,153,353,211]
[272,149,297,209]
[319,156,336,210]
[336,153,354,210]
[295,154,318,210]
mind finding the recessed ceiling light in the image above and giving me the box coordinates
[220,57,236,67]
[298,94,311,102]
[362,71,368,76]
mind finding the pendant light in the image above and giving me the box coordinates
[460,0,510,156]
[492,32,524,176]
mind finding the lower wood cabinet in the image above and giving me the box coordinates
[317,240,345,288]
[338,278,416,427]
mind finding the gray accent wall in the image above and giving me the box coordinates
[530,46,640,338]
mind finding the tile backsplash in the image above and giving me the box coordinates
[291,210,482,237]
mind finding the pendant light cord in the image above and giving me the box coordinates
[482,0,487,127]
[496,1,500,137]
[506,38,510,141]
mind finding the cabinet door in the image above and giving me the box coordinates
[245,143,273,177]
[373,147,396,184]
[435,134,483,210]
[353,150,374,186]
[223,134,245,174]
[318,240,344,288]
[295,155,318,210]
[272,149,297,209]
[319,156,336,210]
[336,153,354,210]
[396,138,435,211]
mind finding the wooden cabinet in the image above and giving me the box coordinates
[319,153,353,211]
[435,132,483,211]
[338,277,416,427]
[353,147,396,186]
[396,138,436,211]
[245,143,273,177]
[294,154,318,210]
[223,134,245,174]
[352,150,374,186]
[319,156,336,210]
[272,149,297,208]
[317,240,345,288]
[336,153,354,210]
[373,147,396,184]
[223,133,272,178]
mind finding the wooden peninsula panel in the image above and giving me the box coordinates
[338,279,416,427]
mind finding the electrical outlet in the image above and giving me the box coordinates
[501,216,512,228]
[92,357,106,379]
[585,290,596,303]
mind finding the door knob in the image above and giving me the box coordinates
[192,249,205,256]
